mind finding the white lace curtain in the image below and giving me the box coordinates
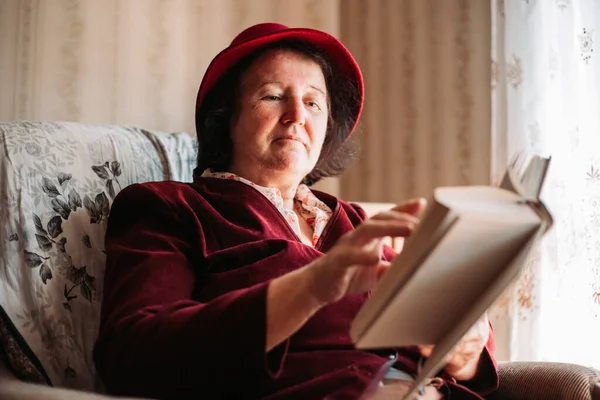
[490,0,600,369]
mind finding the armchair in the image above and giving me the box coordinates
[0,121,598,399]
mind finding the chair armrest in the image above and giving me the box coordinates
[486,361,600,400]
[0,358,151,400]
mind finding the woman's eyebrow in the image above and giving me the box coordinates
[259,81,283,88]
[309,86,326,96]
[257,81,326,96]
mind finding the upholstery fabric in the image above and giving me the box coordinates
[487,362,600,400]
[0,121,197,391]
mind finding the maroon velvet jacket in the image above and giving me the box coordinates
[93,178,499,399]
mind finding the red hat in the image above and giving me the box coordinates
[195,22,364,139]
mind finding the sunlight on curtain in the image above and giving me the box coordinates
[490,0,600,369]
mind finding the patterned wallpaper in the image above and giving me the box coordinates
[0,0,339,134]
[0,0,491,201]
[339,0,492,202]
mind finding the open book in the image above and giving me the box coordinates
[349,154,553,399]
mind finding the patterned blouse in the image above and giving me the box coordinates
[201,169,333,247]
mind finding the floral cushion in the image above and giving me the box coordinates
[0,121,197,392]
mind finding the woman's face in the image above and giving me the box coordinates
[228,49,329,182]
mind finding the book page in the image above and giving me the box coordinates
[521,155,551,199]
[500,153,551,199]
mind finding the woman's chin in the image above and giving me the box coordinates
[265,153,313,177]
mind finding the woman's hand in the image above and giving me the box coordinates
[304,198,427,306]
[266,198,426,351]
[418,314,491,381]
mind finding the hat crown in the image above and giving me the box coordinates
[230,23,290,46]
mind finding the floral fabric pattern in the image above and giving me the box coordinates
[0,121,197,391]
[201,169,333,247]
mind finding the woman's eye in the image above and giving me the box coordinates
[263,95,281,101]
[307,101,321,110]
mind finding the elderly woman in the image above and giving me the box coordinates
[93,23,498,399]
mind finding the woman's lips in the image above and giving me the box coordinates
[274,136,306,146]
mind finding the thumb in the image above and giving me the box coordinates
[418,344,435,358]
[391,198,427,216]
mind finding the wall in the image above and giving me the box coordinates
[0,0,338,133]
[0,0,491,200]
[340,0,491,202]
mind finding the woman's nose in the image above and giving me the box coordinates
[281,98,305,126]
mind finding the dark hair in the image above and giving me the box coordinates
[195,40,361,186]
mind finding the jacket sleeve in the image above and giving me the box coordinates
[93,184,283,399]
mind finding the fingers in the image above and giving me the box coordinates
[356,199,425,244]
[310,199,427,304]
[454,340,485,360]
[418,344,435,358]
[348,219,416,245]
[369,210,420,225]
[417,314,490,381]
[461,314,490,344]
[391,198,427,216]
[334,246,381,267]
[419,326,488,381]
[376,261,391,280]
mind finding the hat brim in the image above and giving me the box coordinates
[195,28,364,139]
